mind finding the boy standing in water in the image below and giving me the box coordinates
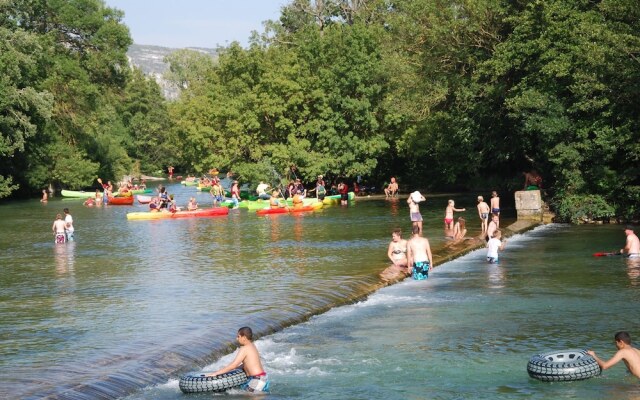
[486,229,506,264]
[477,196,490,238]
[588,331,640,378]
[206,327,270,393]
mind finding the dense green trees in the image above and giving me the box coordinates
[0,0,171,196]
[1,0,638,220]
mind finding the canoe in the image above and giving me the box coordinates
[126,207,229,220]
[130,188,153,195]
[107,196,134,205]
[244,198,320,211]
[323,191,355,205]
[255,203,321,216]
[137,195,152,204]
[181,180,199,186]
[61,190,102,198]
[255,207,288,215]
[220,199,249,208]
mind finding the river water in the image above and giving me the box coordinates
[1,185,637,399]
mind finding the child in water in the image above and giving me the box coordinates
[486,230,506,263]
[444,200,465,230]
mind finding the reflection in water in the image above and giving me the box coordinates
[626,258,640,286]
[387,198,400,216]
[487,263,506,289]
[54,241,76,275]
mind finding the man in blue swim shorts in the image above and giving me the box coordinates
[407,225,434,280]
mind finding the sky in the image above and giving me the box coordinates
[104,0,287,49]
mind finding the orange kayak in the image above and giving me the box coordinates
[108,196,134,205]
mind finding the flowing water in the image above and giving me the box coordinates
[1,185,636,399]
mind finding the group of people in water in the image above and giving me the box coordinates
[51,208,74,244]
[388,190,510,281]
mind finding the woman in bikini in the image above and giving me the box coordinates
[387,228,408,272]
[444,199,465,230]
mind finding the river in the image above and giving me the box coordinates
[0,185,636,399]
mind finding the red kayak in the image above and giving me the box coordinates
[127,207,229,220]
[108,196,134,205]
[255,205,316,215]
[256,207,288,215]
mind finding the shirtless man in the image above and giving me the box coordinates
[407,225,434,280]
[206,327,270,392]
[52,214,67,244]
[621,226,640,258]
[588,331,640,378]
[408,191,426,235]
[384,177,398,198]
[477,196,490,238]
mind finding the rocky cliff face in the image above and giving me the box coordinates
[126,44,217,99]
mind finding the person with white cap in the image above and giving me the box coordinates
[407,191,426,235]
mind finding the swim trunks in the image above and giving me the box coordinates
[492,208,500,214]
[241,372,270,393]
[410,212,422,222]
[628,253,640,259]
[341,193,349,201]
[412,261,430,280]
[481,213,488,219]
[55,233,66,244]
[444,218,453,225]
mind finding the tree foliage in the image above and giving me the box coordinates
[2,0,639,220]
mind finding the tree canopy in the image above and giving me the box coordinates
[1,0,639,220]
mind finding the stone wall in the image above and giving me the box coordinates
[515,190,543,222]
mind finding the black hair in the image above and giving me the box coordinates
[238,326,253,341]
[615,331,631,345]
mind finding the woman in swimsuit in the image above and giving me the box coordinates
[387,228,408,269]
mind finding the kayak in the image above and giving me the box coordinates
[107,196,134,205]
[323,191,355,205]
[181,180,199,186]
[245,198,320,211]
[220,199,249,208]
[130,188,153,195]
[61,190,102,198]
[255,203,322,215]
[126,207,229,220]
[255,207,288,215]
[137,195,152,204]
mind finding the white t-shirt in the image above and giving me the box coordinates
[64,214,73,227]
[256,183,269,195]
[487,238,502,259]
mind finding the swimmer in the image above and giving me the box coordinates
[205,327,270,392]
[588,331,640,378]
